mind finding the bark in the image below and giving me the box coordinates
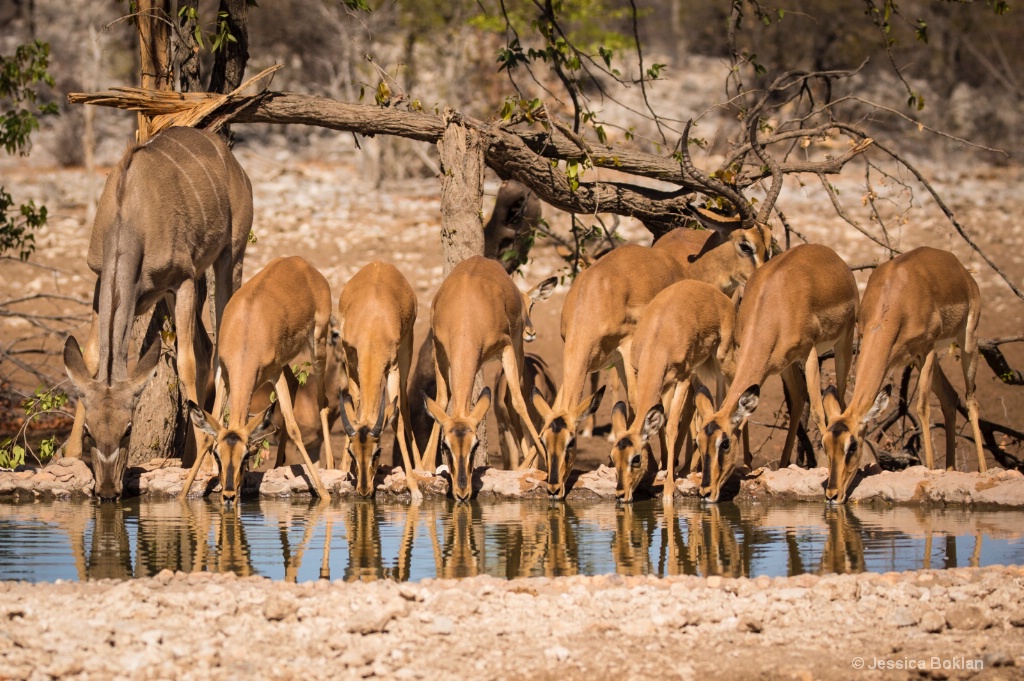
[437,117,488,466]
[208,0,249,94]
[136,0,173,141]
[175,0,201,93]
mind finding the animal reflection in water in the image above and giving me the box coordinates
[48,500,990,581]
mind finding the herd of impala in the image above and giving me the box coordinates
[60,125,989,509]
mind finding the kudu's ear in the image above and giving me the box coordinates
[246,402,277,443]
[187,400,220,440]
[863,385,892,424]
[130,341,162,397]
[469,387,491,425]
[641,405,666,443]
[611,401,628,437]
[531,387,553,421]
[529,276,558,302]
[339,392,358,437]
[731,385,760,427]
[63,335,90,388]
[423,394,453,429]
[575,385,605,421]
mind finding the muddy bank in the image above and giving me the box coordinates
[0,566,1022,680]
[4,458,1024,508]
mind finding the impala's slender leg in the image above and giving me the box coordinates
[503,341,543,470]
[397,333,422,471]
[310,330,335,470]
[676,382,698,476]
[424,337,450,472]
[579,370,600,437]
[659,383,673,471]
[275,372,329,498]
[388,365,421,500]
[931,364,959,472]
[916,349,937,469]
[663,380,691,501]
[618,338,639,418]
[833,324,855,411]
[960,306,987,472]
[779,364,807,469]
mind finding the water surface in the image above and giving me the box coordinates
[1,498,1022,582]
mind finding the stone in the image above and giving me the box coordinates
[888,607,918,628]
[429,616,454,636]
[919,611,946,633]
[544,645,570,662]
[347,609,395,635]
[262,594,297,622]
[945,604,991,631]
[738,615,763,633]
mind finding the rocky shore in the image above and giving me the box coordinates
[4,457,1024,507]
[0,566,1021,680]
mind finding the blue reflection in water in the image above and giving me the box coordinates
[0,498,1022,582]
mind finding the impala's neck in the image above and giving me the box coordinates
[844,320,901,427]
[95,224,144,384]
[632,352,670,423]
[555,333,601,414]
[225,361,259,431]
[716,336,774,423]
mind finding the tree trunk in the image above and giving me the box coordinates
[209,0,249,94]
[436,115,489,467]
[175,0,201,93]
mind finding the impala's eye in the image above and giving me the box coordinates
[629,454,642,469]
[566,437,577,451]
[739,241,755,256]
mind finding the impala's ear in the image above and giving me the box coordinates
[424,394,453,430]
[575,385,605,421]
[693,383,716,421]
[529,276,558,302]
[823,385,843,423]
[863,385,891,424]
[532,387,553,421]
[246,402,277,443]
[611,401,628,437]
[731,385,760,427]
[469,387,491,425]
[641,405,666,443]
[63,336,90,388]
[684,204,743,235]
[187,400,220,440]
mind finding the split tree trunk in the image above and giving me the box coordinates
[436,115,489,468]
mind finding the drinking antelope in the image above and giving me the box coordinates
[695,243,859,502]
[182,256,333,502]
[64,126,252,499]
[423,256,555,501]
[336,260,422,499]
[609,280,737,502]
[495,353,557,470]
[821,246,986,503]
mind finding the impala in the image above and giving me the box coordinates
[64,126,252,499]
[182,256,333,502]
[822,246,987,503]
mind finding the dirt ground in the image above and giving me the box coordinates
[1,567,1023,680]
[1,137,1022,474]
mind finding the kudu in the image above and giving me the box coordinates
[336,261,421,500]
[821,247,986,503]
[423,256,555,501]
[63,126,252,499]
[183,256,333,502]
[483,179,541,275]
[609,280,737,502]
[695,243,859,502]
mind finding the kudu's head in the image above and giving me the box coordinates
[521,276,557,342]
[822,385,889,504]
[533,386,605,499]
[608,401,665,502]
[189,402,277,504]
[425,387,491,502]
[695,384,759,503]
[339,389,396,498]
[63,336,161,500]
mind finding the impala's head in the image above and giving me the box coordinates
[63,336,161,500]
[521,276,557,342]
[189,401,277,504]
[339,390,396,497]
[609,401,665,502]
[695,384,759,503]
[822,385,889,504]
[426,388,490,502]
[533,386,605,498]
[685,204,774,295]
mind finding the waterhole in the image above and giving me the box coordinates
[1,499,1022,582]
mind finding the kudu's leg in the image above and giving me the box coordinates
[960,309,987,473]
[274,372,330,499]
[502,342,543,470]
[423,338,450,472]
[779,365,807,469]
[916,350,937,470]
